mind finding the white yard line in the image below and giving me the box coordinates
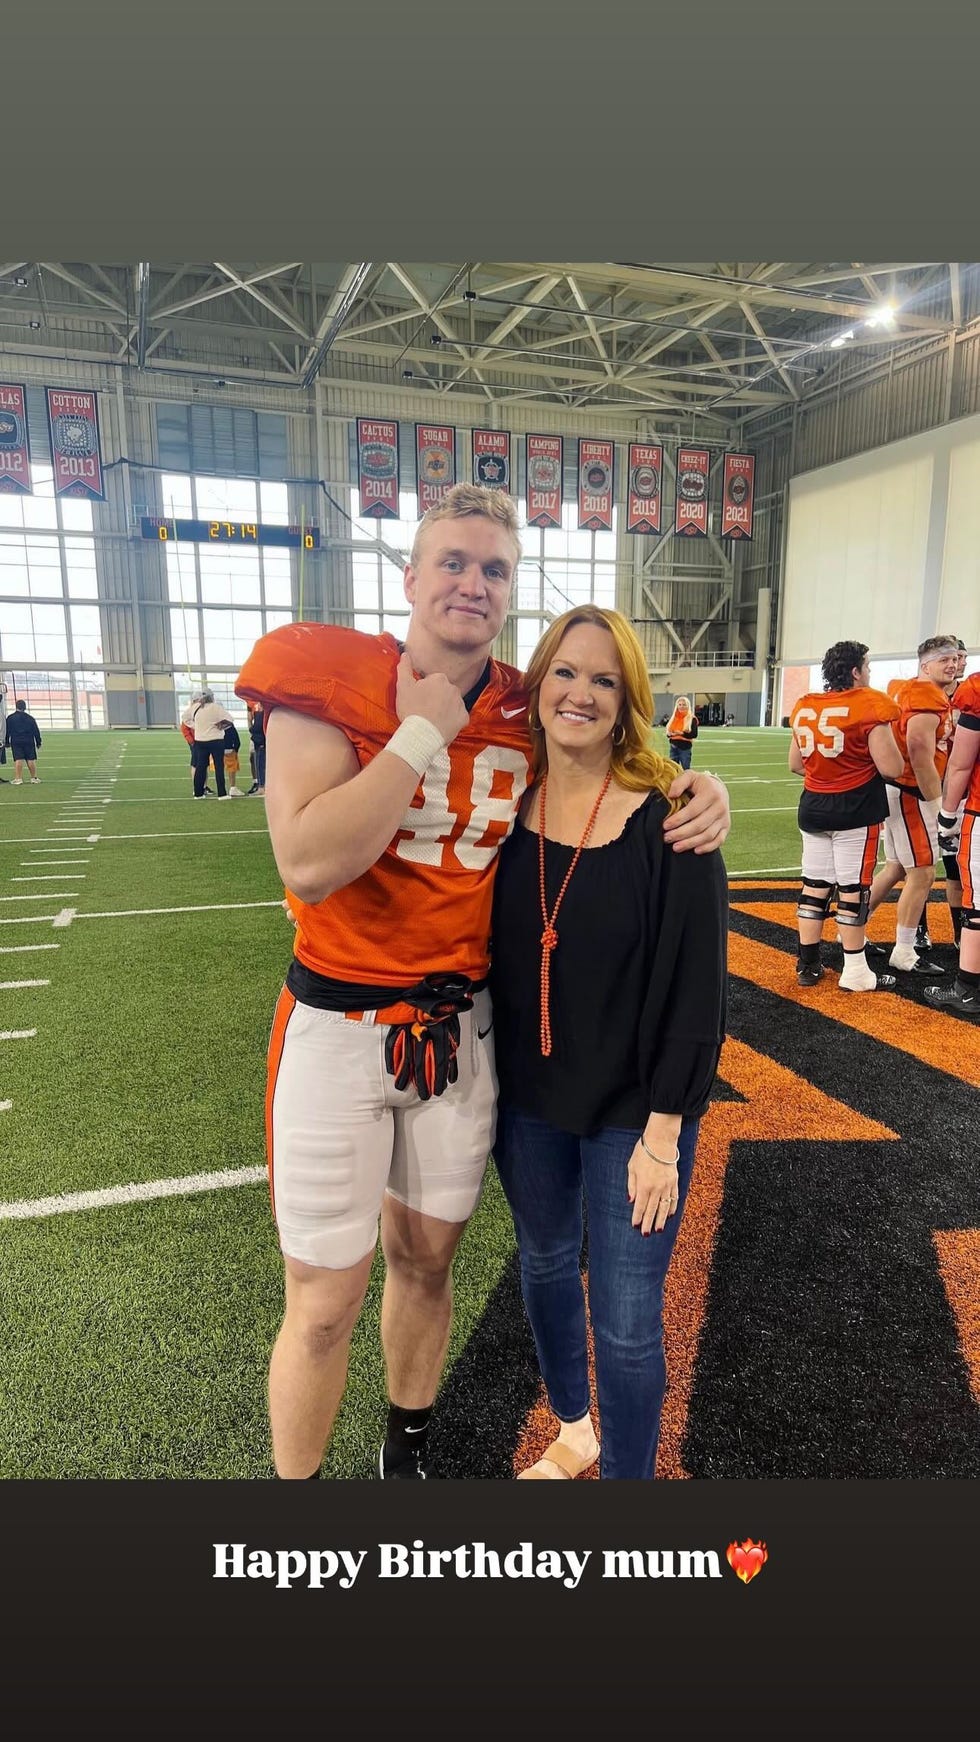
[0,1029,37,1041]
[0,1165,266,1221]
[729,865,802,878]
[0,892,79,902]
[73,900,284,922]
[11,875,86,882]
[0,980,49,989]
[98,829,267,841]
[0,944,60,954]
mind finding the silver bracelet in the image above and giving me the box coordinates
[639,1134,680,1166]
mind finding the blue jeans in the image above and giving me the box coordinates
[493,1108,699,1480]
[670,742,692,770]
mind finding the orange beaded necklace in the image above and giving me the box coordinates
[537,768,614,1057]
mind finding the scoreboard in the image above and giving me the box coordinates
[141,517,320,549]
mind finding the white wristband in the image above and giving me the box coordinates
[386,715,447,779]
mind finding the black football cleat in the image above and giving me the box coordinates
[796,960,824,987]
[379,1443,429,1480]
[922,981,980,1016]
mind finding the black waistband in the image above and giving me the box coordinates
[286,958,486,1014]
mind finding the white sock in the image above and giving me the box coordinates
[840,951,876,991]
[896,925,917,951]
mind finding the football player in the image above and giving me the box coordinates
[866,637,959,972]
[924,664,980,1016]
[235,483,731,1481]
[789,640,902,991]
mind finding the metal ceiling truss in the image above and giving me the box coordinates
[0,262,973,434]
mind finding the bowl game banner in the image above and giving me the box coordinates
[577,437,614,531]
[472,428,511,490]
[626,441,663,534]
[674,446,710,537]
[45,387,105,500]
[415,424,456,516]
[525,433,563,528]
[357,417,400,519]
[0,383,32,495]
[721,451,756,539]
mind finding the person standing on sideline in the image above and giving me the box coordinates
[665,696,698,769]
[924,664,980,1016]
[788,641,902,991]
[915,636,969,956]
[865,637,959,974]
[223,719,244,796]
[181,689,233,800]
[489,607,728,1480]
[5,698,43,784]
[234,482,732,1481]
[248,702,266,795]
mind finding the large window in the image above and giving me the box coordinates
[0,465,100,685]
[162,473,295,696]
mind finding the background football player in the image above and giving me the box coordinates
[924,662,980,1017]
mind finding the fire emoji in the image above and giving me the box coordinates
[726,1539,768,1585]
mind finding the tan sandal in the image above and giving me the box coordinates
[517,1438,600,1480]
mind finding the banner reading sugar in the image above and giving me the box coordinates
[526,434,563,529]
[415,424,456,517]
[0,383,32,495]
[720,451,756,539]
[357,418,400,519]
[626,441,662,534]
[674,446,710,538]
[577,438,614,531]
[472,428,511,491]
[45,387,106,500]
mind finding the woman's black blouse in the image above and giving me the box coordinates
[489,791,728,1138]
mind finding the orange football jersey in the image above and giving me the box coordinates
[236,624,533,986]
[790,686,899,793]
[952,673,980,812]
[891,678,954,788]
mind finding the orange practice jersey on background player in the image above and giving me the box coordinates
[953,673,980,812]
[237,624,533,986]
[789,686,899,793]
[890,677,954,788]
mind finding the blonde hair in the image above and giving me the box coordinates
[410,481,522,568]
[524,605,682,805]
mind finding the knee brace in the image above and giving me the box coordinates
[961,907,980,932]
[836,882,871,927]
[942,854,962,885]
[798,879,835,923]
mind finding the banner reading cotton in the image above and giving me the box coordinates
[577,437,614,531]
[415,424,456,516]
[472,428,511,490]
[720,451,756,539]
[0,383,32,495]
[45,387,106,500]
[674,446,710,538]
[626,441,662,534]
[526,434,563,528]
[357,417,400,519]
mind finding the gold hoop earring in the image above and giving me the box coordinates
[612,722,626,746]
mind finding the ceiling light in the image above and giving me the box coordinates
[28,318,41,329]
[865,303,897,329]
[13,275,29,288]
[829,328,855,350]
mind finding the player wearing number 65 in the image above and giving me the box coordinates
[235,483,731,1482]
[789,641,902,993]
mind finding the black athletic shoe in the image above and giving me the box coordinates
[865,941,888,959]
[796,960,824,987]
[923,982,980,1016]
[379,1442,428,1480]
[914,926,933,954]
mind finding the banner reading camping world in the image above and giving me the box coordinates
[415,423,456,517]
[577,437,614,531]
[45,387,106,500]
[674,445,710,538]
[720,451,756,540]
[472,428,511,491]
[525,433,563,529]
[626,441,662,534]
[0,383,32,495]
[357,417,400,519]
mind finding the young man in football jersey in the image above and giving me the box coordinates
[789,640,903,991]
[915,637,969,956]
[924,663,980,1016]
[866,637,960,973]
[236,482,731,1481]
